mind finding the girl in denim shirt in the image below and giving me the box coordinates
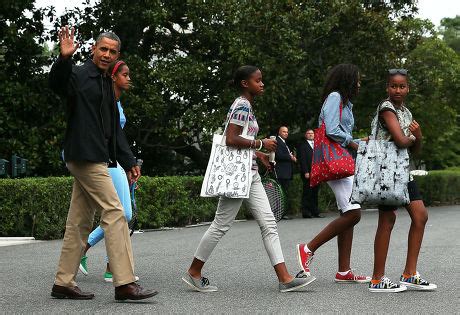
[297,64,370,283]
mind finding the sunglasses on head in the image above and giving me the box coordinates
[388,68,408,75]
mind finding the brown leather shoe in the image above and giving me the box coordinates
[115,282,158,301]
[51,284,95,300]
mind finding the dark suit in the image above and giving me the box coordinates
[298,139,320,217]
[275,136,293,194]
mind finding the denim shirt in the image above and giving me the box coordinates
[318,92,355,147]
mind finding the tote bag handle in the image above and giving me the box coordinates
[320,98,343,125]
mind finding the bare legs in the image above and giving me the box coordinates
[188,258,205,279]
[372,200,428,280]
[372,210,396,280]
[337,225,354,272]
[403,200,428,275]
[306,209,361,271]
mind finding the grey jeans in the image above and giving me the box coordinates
[194,171,285,266]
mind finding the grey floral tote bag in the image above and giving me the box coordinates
[351,107,410,206]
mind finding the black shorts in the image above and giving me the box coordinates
[378,180,423,211]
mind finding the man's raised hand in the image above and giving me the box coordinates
[59,26,79,58]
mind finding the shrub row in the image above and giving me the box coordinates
[414,170,460,205]
[0,170,459,240]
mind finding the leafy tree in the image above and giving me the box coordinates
[3,0,458,176]
[405,38,460,169]
[0,0,66,176]
[440,15,460,54]
[49,0,438,175]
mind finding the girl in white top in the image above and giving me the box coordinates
[182,66,315,293]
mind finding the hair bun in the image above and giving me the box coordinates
[231,65,259,90]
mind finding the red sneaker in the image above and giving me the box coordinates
[334,270,371,283]
[296,244,313,276]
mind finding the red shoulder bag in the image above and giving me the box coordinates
[310,101,355,187]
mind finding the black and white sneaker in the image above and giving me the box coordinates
[369,276,407,293]
[400,272,437,291]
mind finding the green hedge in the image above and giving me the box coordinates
[415,170,460,205]
[0,177,73,240]
[1,170,459,240]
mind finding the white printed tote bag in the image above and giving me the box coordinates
[200,101,254,198]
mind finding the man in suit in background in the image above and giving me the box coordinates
[298,129,323,218]
[275,126,297,196]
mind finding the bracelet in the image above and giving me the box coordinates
[256,139,264,151]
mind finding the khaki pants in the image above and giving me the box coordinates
[54,161,135,287]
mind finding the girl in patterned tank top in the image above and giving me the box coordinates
[369,69,437,293]
[182,66,315,293]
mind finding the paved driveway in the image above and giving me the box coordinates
[1,206,458,313]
